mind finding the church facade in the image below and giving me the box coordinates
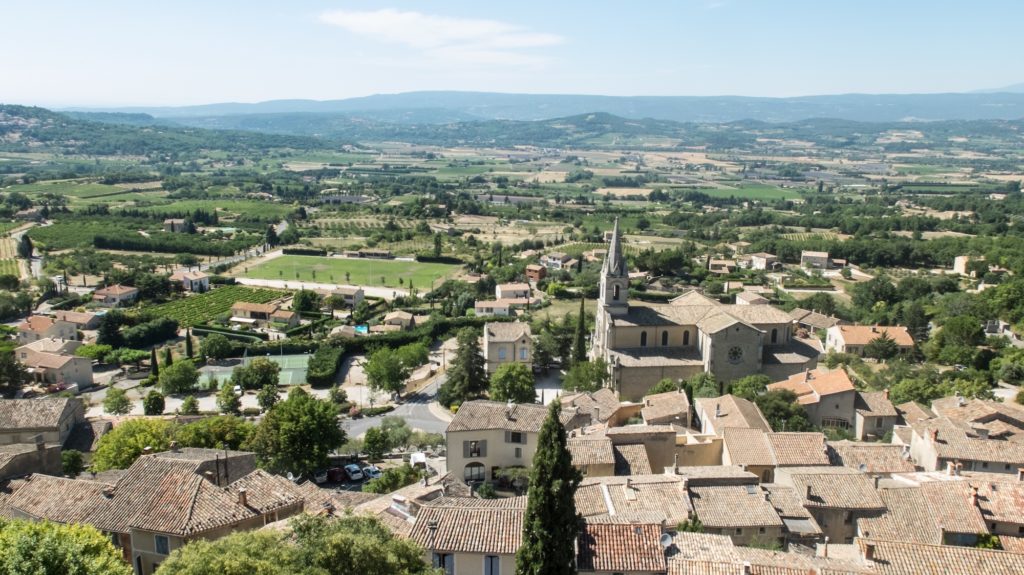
[591,220,821,401]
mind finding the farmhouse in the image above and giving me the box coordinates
[230,301,299,329]
[825,325,914,356]
[16,315,77,344]
[0,397,85,446]
[749,252,780,271]
[495,282,530,300]
[163,218,188,233]
[53,310,100,330]
[483,321,532,374]
[92,284,139,307]
[525,264,546,283]
[474,300,512,317]
[331,286,364,308]
[169,270,209,293]
[800,250,830,270]
[16,338,93,388]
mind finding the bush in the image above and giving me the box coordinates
[306,345,344,387]
[361,405,395,417]
[61,449,84,477]
[242,407,261,417]
[143,390,165,415]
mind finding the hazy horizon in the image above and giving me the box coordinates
[2,0,1022,108]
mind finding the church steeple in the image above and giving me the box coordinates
[603,218,627,278]
[599,218,629,314]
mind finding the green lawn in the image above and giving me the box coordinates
[698,183,803,200]
[239,255,462,289]
[6,181,124,198]
[136,200,294,219]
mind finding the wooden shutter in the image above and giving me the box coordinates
[504,430,512,443]
[479,440,487,457]
[463,440,470,458]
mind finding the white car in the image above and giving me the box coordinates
[344,464,364,481]
[362,465,382,480]
[233,385,242,395]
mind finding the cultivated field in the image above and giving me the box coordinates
[148,285,283,326]
[237,255,462,288]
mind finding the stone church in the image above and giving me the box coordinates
[591,220,820,401]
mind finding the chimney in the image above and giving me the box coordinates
[673,453,679,473]
[237,488,247,507]
[741,561,752,575]
[715,403,721,418]
[969,486,979,507]
[863,543,875,562]
[805,484,813,500]
[882,388,889,400]
[1017,468,1024,482]
[626,477,633,490]
[821,536,829,559]
[205,470,215,483]
[34,434,44,451]
[946,461,956,476]
[101,486,115,499]
[873,475,880,489]
[929,429,938,443]
[955,463,963,476]
[976,428,989,440]
[169,441,179,452]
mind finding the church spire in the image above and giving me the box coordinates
[604,218,627,278]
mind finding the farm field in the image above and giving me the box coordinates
[148,285,282,326]
[136,200,294,219]
[698,182,803,200]
[238,255,461,288]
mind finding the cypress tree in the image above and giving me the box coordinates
[184,328,194,359]
[162,347,173,367]
[150,348,159,378]
[571,297,588,365]
[515,402,582,575]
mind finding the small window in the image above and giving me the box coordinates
[661,331,668,346]
[640,332,648,347]
[519,348,528,360]
[498,348,507,360]
[613,284,620,301]
[464,463,485,482]
[759,527,766,534]
[771,328,778,344]
[982,462,989,469]
[155,535,170,555]
[876,418,883,429]
[485,555,501,575]
[735,528,743,535]
[683,331,690,346]
[508,432,525,444]
[515,447,522,458]
[470,441,482,457]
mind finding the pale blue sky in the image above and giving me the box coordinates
[2,0,1021,106]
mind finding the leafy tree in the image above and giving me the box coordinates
[143,389,165,415]
[489,362,537,403]
[571,297,588,365]
[380,416,413,450]
[864,332,900,360]
[160,360,199,395]
[92,418,173,471]
[244,388,345,477]
[729,374,771,400]
[201,333,233,361]
[180,395,200,415]
[363,427,388,461]
[363,464,424,494]
[1017,388,1024,406]
[16,234,32,259]
[257,383,280,412]
[0,518,132,575]
[62,449,84,477]
[533,328,558,372]
[108,348,149,368]
[0,351,28,392]
[754,390,813,432]
[677,514,704,533]
[291,514,436,575]
[154,530,297,575]
[292,289,321,313]
[265,225,279,247]
[217,383,241,415]
[561,358,609,392]
[96,312,124,348]
[438,327,489,406]
[103,387,132,415]
[648,378,679,395]
[364,346,417,397]
[175,415,254,450]
[976,533,1003,550]
[515,402,581,575]
[231,357,281,390]
[433,233,443,258]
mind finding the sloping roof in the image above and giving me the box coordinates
[612,443,653,475]
[561,388,621,424]
[855,538,1024,575]
[857,487,942,544]
[0,398,78,431]
[94,284,138,296]
[766,432,830,466]
[3,475,112,525]
[696,395,772,433]
[828,441,915,474]
[227,469,304,515]
[408,497,526,555]
[496,282,530,292]
[231,301,277,314]
[911,417,1024,466]
[790,471,885,511]
[768,368,855,404]
[689,485,784,529]
[17,316,59,333]
[895,401,935,424]
[577,523,666,573]
[831,325,914,347]
[789,308,843,330]
[724,427,774,467]
[671,466,759,486]
[760,484,821,534]
[484,321,531,342]
[447,400,552,433]
[641,390,689,423]
[576,475,691,525]
[855,391,898,418]
[568,437,616,467]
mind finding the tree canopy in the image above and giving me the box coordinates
[244,388,345,477]
[489,362,537,404]
[0,518,131,575]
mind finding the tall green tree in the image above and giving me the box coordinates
[160,360,199,395]
[257,383,280,413]
[438,327,489,406]
[143,389,165,416]
[571,297,588,365]
[103,387,132,415]
[561,358,609,392]
[92,418,173,471]
[162,347,174,367]
[184,328,194,359]
[515,402,582,575]
[0,351,28,393]
[16,234,32,259]
[201,333,233,361]
[244,388,345,477]
[0,518,132,575]
[864,332,900,360]
[175,415,254,450]
[489,362,537,404]
[150,347,159,378]
[231,357,281,390]
[265,225,280,247]
[217,383,241,415]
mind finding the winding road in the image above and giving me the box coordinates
[343,375,450,438]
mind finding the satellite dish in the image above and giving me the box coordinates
[659,533,673,549]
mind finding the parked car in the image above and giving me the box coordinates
[327,467,346,483]
[362,465,382,479]
[344,464,364,481]
[233,385,243,395]
[313,469,329,484]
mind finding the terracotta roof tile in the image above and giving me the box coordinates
[447,400,554,433]
[567,437,615,467]
[577,523,666,573]
[832,325,914,347]
[828,441,915,474]
[0,398,79,431]
[689,485,784,529]
[408,497,526,554]
[855,538,1024,575]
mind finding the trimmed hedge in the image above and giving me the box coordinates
[307,346,344,387]
[414,255,465,265]
[283,247,327,256]
[193,325,267,343]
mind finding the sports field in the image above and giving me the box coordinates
[239,255,461,288]
[199,353,311,389]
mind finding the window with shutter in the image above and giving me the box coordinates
[484,555,500,575]
[479,440,487,457]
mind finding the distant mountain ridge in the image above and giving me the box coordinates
[63,90,1024,124]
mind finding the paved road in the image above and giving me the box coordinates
[344,376,449,438]
[10,223,43,280]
